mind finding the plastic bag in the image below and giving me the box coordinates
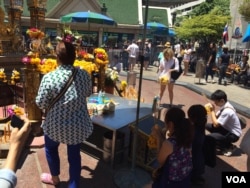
[158,72,170,85]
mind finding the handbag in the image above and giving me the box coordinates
[171,58,183,80]
[45,68,77,116]
[240,128,250,156]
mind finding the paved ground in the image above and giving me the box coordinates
[1,65,250,188]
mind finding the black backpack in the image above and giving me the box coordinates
[171,58,183,80]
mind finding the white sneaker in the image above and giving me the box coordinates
[223,145,237,157]
[212,80,216,83]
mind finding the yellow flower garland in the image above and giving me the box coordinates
[74,60,98,75]
[38,58,58,74]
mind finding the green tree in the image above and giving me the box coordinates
[190,2,213,16]
[239,0,250,22]
[175,12,230,44]
[190,0,230,17]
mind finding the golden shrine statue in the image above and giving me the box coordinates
[0,7,24,54]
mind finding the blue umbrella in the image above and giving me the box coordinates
[60,11,116,25]
[242,24,250,43]
[168,28,176,36]
[146,22,168,30]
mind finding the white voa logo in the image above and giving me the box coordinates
[226,176,247,183]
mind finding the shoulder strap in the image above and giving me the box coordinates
[223,106,236,112]
[171,58,177,69]
[46,68,77,114]
[216,106,236,118]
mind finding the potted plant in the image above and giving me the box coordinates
[239,0,250,22]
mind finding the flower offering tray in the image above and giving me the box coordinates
[87,95,117,116]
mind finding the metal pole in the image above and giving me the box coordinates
[131,0,149,171]
[229,0,239,50]
[114,1,154,187]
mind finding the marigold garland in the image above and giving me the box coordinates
[94,48,109,66]
[74,60,98,75]
[26,28,45,39]
[38,58,58,74]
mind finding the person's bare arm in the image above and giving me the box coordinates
[4,117,31,171]
[207,103,220,128]
[157,140,173,167]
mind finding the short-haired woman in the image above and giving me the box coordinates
[36,41,93,188]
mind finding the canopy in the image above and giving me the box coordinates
[242,24,250,43]
[168,28,175,36]
[146,22,168,30]
[60,11,116,26]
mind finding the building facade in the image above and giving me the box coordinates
[0,0,174,47]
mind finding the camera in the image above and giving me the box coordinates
[10,115,24,129]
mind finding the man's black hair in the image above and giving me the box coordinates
[211,89,227,102]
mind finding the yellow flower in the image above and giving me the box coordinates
[159,75,169,85]
[30,57,41,65]
[120,80,127,91]
[94,48,109,66]
[73,60,98,75]
[9,105,24,116]
[38,58,58,74]
[147,135,157,149]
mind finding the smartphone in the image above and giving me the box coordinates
[11,115,24,129]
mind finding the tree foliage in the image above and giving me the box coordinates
[174,0,230,44]
[189,0,230,17]
[238,0,250,21]
[175,12,230,43]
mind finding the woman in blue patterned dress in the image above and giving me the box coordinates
[36,41,93,188]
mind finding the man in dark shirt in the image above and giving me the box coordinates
[218,45,230,85]
[205,43,217,83]
[120,44,129,71]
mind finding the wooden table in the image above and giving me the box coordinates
[82,93,153,167]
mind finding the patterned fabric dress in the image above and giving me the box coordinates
[152,138,193,188]
[36,65,93,145]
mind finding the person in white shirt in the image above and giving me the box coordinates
[126,40,139,71]
[205,89,242,157]
[158,48,179,106]
[174,42,180,57]
[183,44,192,76]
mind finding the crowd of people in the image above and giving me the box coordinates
[117,39,250,88]
[0,39,247,188]
[144,89,242,188]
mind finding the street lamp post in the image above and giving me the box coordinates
[27,0,47,31]
[3,0,23,32]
